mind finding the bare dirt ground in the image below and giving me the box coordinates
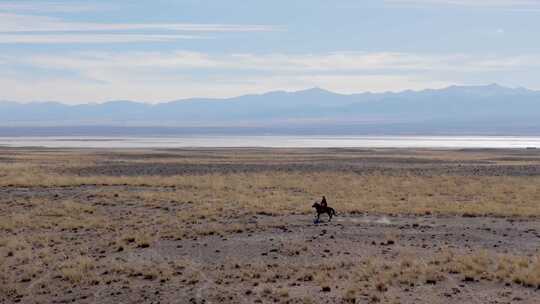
[0,148,539,303]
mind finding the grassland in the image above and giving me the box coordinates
[0,147,539,303]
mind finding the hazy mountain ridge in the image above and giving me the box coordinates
[1,84,539,134]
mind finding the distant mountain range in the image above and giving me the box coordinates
[1,84,540,135]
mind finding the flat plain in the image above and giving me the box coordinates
[0,147,539,304]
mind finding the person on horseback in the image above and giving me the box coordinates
[312,196,336,223]
[321,196,328,208]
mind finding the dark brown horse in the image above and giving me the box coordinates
[312,202,336,222]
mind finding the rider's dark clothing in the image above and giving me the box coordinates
[321,196,328,208]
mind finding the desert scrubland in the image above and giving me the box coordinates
[0,147,539,303]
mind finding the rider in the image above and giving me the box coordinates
[321,196,328,208]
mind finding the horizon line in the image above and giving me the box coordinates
[0,83,536,105]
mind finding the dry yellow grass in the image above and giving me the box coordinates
[59,255,97,283]
[76,172,540,217]
[2,150,540,217]
[0,199,108,232]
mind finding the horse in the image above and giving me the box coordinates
[312,202,336,223]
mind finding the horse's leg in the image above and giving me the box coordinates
[328,211,332,222]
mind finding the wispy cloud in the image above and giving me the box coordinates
[23,51,540,73]
[0,1,109,13]
[0,34,205,44]
[0,10,277,44]
[386,0,540,9]
[2,50,538,103]
[0,13,277,33]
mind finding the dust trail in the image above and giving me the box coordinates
[335,215,392,225]
[375,216,391,224]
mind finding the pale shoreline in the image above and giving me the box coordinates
[1,135,540,149]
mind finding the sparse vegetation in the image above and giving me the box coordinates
[1,148,539,303]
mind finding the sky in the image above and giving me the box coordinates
[1,0,540,104]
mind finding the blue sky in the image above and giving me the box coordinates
[1,0,540,104]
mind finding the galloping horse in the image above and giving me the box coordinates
[312,202,336,222]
